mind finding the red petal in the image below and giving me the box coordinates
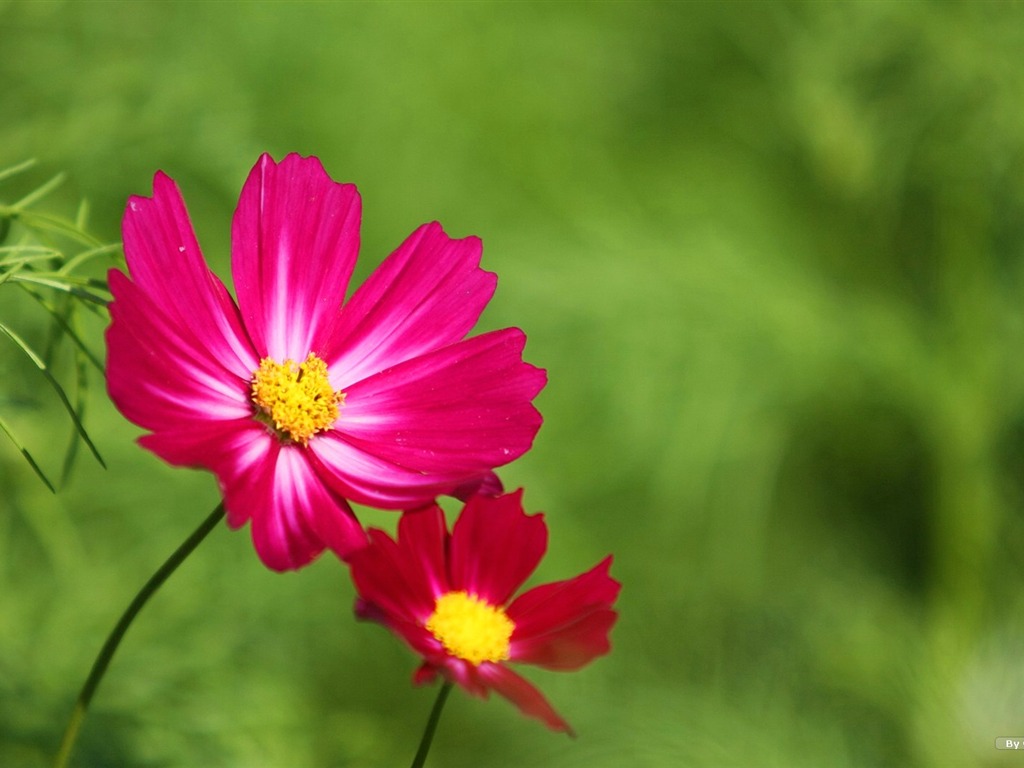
[449,491,547,605]
[394,505,451,599]
[476,663,573,734]
[452,471,504,501]
[507,557,620,669]
[510,609,618,671]
[413,663,439,686]
[347,504,450,623]
[231,153,361,361]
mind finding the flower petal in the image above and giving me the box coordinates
[511,609,618,671]
[452,471,504,501]
[476,663,573,734]
[449,491,547,605]
[310,433,477,508]
[247,446,367,569]
[439,658,491,698]
[231,153,361,361]
[145,420,364,570]
[507,557,620,670]
[137,418,270,490]
[117,170,256,374]
[347,504,450,622]
[106,271,255,431]
[325,221,496,385]
[355,597,442,660]
[395,505,451,599]
[412,663,439,687]
[332,328,546,474]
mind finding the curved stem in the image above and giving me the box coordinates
[53,502,225,768]
[409,681,453,768]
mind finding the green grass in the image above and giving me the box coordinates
[3,1,1024,766]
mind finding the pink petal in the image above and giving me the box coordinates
[106,271,255,431]
[330,328,546,474]
[117,171,256,374]
[449,491,547,605]
[247,446,366,569]
[145,420,364,570]
[137,418,270,493]
[507,557,620,669]
[231,153,361,361]
[324,221,496,386]
[240,446,322,570]
[476,663,573,734]
[309,433,478,508]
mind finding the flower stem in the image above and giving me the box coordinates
[53,502,225,768]
[409,681,453,768]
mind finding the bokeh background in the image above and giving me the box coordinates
[3,1,1024,766]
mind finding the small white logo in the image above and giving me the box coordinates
[996,738,1024,750]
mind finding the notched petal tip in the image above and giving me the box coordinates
[232,150,362,360]
[450,491,547,605]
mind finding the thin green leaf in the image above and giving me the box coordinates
[0,249,61,265]
[0,320,105,469]
[60,347,90,486]
[41,291,70,366]
[0,159,37,183]
[75,198,90,230]
[11,172,65,210]
[59,242,121,274]
[32,289,102,376]
[0,260,25,288]
[8,274,109,305]
[0,411,56,493]
[3,209,105,249]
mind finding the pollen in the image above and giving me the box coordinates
[425,591,514,666]
[250,353,343,445]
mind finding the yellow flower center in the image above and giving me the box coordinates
[425,591,514,666]
[250,353,343,445]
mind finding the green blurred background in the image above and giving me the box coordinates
[3,1,1024,766]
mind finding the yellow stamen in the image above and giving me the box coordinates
[250,353,343,445]
[425,591,514,665]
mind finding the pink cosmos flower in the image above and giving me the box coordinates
[106,153,546,571]
[347,490,620,734]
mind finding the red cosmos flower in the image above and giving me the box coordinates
[106,153,546,571]
[347,490,620,734]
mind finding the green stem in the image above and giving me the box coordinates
[53,502,225,768]
[409,682,453,768]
